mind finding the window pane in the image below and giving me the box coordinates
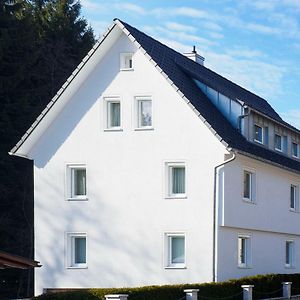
[291,186,295,209]
[139,100,152,127]
[254,125,263,143]
[293,143,298,157]
[286,241,292,265]
[244,171,251,199]
[74,169,86,196]
[171,237,185,264]
[172,167,185,194]
[109,102,120,127]
[275,134,282,150]
[75,237,86,264]
[239,238,246,264]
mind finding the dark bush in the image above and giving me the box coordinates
[34,273,300,300]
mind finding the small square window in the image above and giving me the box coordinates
[275,134,283,151]
[243,170,255,202]
[67,165,87,200]
[290,185,299,212]
[120,53,133,70]
[285,240,294,268]
[165,233,186,268]
[107,100,121,129]
[238,235,251,268]
[166,163,186,198]
[137,98,152,128]
[292,143,299,158]
[66,233,87,268]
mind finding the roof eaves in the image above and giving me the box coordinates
[114,19,229,150]
[9,22,118,157]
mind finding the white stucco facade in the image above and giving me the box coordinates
[10,22,300,296]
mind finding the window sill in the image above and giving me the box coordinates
[165,265,186,269]
[134,127,154,131]
[285,265,295,269]
[243,198,256,204]
[120,68,134,71]
[165,195,187,200]
[292,155,299,159]
[289,209,300,213]
[104,128,123,132]
[66,266,88,269]
[254,139,263,145]
[275,148,283,152]
[238,265,252,269]
[67,197,88,201]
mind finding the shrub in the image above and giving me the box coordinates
[34,273,300,300]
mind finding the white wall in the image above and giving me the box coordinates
[30,32,227,295]
[216,154,300,281]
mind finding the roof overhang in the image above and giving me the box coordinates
[0,250,41,269]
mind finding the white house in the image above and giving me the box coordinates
[10,19,300,296]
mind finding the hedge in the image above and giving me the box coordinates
[34,273,300,300]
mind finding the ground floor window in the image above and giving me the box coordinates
[66,232,87,268]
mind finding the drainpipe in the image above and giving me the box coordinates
[213,150,236,282]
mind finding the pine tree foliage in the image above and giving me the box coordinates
[0,1,95,298]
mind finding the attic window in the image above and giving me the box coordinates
[120,53,133,70]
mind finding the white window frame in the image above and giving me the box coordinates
[243,168,256,203]
[165,162,187,199]
[292,142,299,158]
[134,96,153,130]
[164,233,186,269]
[290,184,299,212]
[103,97,122,131]
[120,52,133,71]
[238,234,252,268]
[66,232,87,269]
[66,164,87,201]
[254,124,263,144]
[285,240,295,268]
[275,133,283,152]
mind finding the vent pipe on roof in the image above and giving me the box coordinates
[183,46,205,65]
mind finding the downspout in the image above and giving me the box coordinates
[213,150,236,282]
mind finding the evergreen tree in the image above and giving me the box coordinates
[0,1,95,298]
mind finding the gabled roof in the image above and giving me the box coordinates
[116,19,300,173]
[10,19,300,174]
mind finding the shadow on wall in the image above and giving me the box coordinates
[31,33,137,168]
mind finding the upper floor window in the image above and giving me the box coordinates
[136,97,152,129]
[243,170,256,203]
[66,233,87,268]
[285,240,294,268]
[67,165,87,200]
[292,142,299,158]
[254,124,268,145]
[165,233,186,268]
[275,134,283,151]
[120,53,133,70]
[106,100,121,129]
[290,184,299,212]
[166,163,186,198]
[238,235,251,268]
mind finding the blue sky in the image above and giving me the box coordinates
[81,0,300,128]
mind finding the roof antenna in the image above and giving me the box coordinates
[192,45,196,53]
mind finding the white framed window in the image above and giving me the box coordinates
[66,164,87,200]
[290,184,299,212]
[254,124,263,144]
[166,162,186,198]
[285,240,294,268]
[238,235,251,268]
[120,53,133,70]
[66,233,87,268]
[243,169,256,202]
[292,142,299,158]
[165,233,186,268]
[135,97,152,129]
[104,97,121,130]
[275,134,283,151]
